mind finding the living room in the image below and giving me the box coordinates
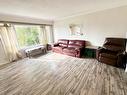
[0,0,127,95]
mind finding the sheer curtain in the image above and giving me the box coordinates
[39,25,48,45]
[39,25,54,45]
[0,24,21,62]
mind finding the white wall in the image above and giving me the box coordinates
[54,6,127,46]
[0,13,53,25]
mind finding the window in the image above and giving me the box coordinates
[14,25,41,48]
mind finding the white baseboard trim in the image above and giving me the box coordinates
[125,69,127,72]
[125,64,127,72]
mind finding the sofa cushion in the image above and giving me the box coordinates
[68,40,76,44]
[68,44,82,48]
[75,40,85,46]
[58,39,69,47]
[52,46,64,52]
[63,47,78,54]
[59,43,68,47]
[68,40,85,48]
[58,39,69,44]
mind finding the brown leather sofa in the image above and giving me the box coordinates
[96,38,126,67]
[52,39,85,57]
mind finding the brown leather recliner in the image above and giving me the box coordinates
[96,38,126,67]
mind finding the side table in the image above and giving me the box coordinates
[84,46,98,58]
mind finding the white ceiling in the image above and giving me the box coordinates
[0,0,127,20]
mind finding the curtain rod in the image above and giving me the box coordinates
[0,21,53,26]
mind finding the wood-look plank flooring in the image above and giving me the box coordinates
[0,53,127,95]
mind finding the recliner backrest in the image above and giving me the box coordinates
[103,38,126,52]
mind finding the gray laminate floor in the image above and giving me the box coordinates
[0,53,127,95]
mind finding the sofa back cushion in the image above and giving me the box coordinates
[58,39,69,47]
[103,38,126,52]
[68,40,85,48]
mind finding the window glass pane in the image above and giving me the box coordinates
[14,25,41,48]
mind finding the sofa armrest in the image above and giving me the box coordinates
[75,46,84,51]
[53,43,59,47]
[74,47,84,58]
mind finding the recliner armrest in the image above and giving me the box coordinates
[117,51,126,68]
[96,47,106,60]
[97,47,106,52]
[117,51,126,56]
